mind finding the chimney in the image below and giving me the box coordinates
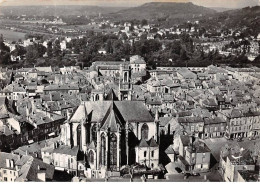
[10,159,14,168]
[6,159,10,168]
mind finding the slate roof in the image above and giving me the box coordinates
[159,117,172,127]
[16,155,55,182]
[53,145,79,156]
[148,137,159,147]
[138,138,149,147]
[0,152,54,182]
[105,88,118,101]
[165,145,175,154]
[101,103,121,132]
[44,84,79,91]
[178,117,204,124]
[204,117,226,125]
[0,152,20,169]
[180,135,190,147]
[70,101,154,123]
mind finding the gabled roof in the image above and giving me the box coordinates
[159,117,172,127]
[70,101,154,123]
[148,137,158,147]
[138,138,149,147]
[180,135,190,147]
[53,145,79,156]
[0,152,20,169]
[105,88,118,101]
[165,145,175,154]
[88,141,96,150]
[101,103,121,132]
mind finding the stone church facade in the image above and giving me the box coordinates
[61,100,160,177]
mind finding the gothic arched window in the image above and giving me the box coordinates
[77,124,81,148]
[89,150,94,164]
[110,133,117,170]
[101,134,106,166]
[91,124,97,142]
[141,123,149,140]
[124,72,128,82]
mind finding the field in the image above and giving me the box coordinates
[0,29,26,42]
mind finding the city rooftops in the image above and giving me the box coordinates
[178,117,204,124]
[204,117,226,125]
[44,84,79,91]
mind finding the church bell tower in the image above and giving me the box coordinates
[118,63,132,101]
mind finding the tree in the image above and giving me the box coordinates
[37,44,47,57]
[47,41,53,58]
[105,39,113,54]
[0,52,11,65]
[26,45,39,64]
[180,48,189,61]
[0,34,10,52]
[0,34,11,65]
[53,40,61,57]
[121,32,128,40]
[141,19,148,27]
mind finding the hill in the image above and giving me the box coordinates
[208,7,233,12]
[107,2,216,22]
[199,6,260,36]
[0,5,127,17]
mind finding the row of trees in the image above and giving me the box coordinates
[0,34,11,65]
[1,30,260,69]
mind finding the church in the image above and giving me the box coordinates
[61,100,160,177]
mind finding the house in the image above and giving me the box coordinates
[177,117,204,138]
[98,48,107,55]
[135,137,159,169]
[52,145,86,175]
[220,149,256,182]
[219,109,260,139]
[0,152,55,182]
[204,117,227,138]
[176,135,211,174]
[43,84,79,95]
[130,55,146,73]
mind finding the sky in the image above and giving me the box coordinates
[0,0,259,8]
